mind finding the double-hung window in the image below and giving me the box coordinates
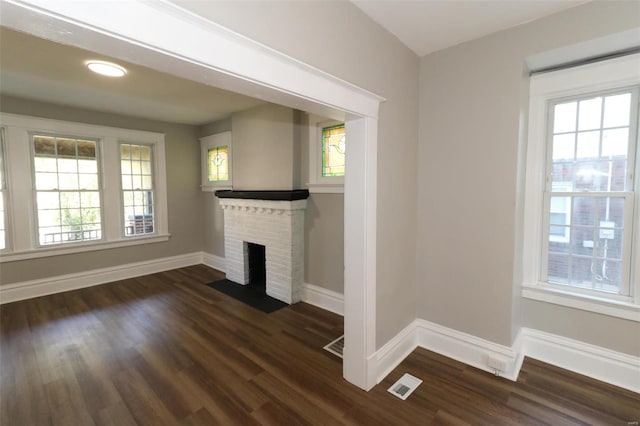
[33,134,102,245]
[523,54,640,320]
[0,113,168,262]
[121,143,155,236]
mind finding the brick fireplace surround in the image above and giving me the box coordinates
[216,191,309,304]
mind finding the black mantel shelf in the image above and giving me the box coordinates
[214,189,310,201]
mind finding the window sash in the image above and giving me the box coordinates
[542,191,634,298]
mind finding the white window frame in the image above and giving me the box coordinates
[0,113,169,262]
[307,114,344,193]
[522,53,640,322]
[200,131,232,192]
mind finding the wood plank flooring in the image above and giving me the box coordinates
[1,265,638,425]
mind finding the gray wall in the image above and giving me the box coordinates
[177,0,420,347]
[417,1,640,353]
[0,95,203,284]
[232,104,296,190]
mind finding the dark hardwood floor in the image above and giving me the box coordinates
[1,265,638,425]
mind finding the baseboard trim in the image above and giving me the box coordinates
[201,252,226,272]
[0,252,203,304]
[521,328,640,393]
[375,321,418,383]
[415,319,521,380]
[373,319,639,393]
[302,283,344,315]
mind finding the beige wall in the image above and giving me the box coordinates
[232,103,296,191]
[0,95,203,284]
[417,1,640,353]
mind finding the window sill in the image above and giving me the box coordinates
[0,234,171,262]
[522,282,640,322]
[306,183,344,194]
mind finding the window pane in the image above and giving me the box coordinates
[34,157,57,172]
[603,93,631,128]
[578,97,602,131]
[208,146,229,181]
[35,172,58,190]
[571,197,596,226]
[322,124,346,177]
[552,134,575,160]
[78,159,97,174]
[33,135,56,155]
[576,131,600,159]
[57,139,76,157]
[77,140,96,158]
[553,102,577,133]
[601,128,629,158]
[57,158,78,173]
[79,174,99,190]
[548,254,569,283]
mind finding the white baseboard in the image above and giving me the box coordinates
[0,252,204,304]
[201,252,226,272]
[415,319,521,380]
[302,283,344,315]
[374,319,520,385]
[375,321,418,383]
[520,328,640,393]
[373,319,639,393]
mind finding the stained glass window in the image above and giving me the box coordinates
[322,124,345,177]
[208,145,229,181]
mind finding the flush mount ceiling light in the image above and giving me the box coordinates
[86,60,127,77]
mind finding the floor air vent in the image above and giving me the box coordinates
[323,335,344,359]
[388,373,422,400]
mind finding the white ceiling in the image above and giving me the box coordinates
[352,0,589,57]
[0,27,266,126]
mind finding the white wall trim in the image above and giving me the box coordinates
[302,283,344,316]
[520,328,640,393]
[372,319,638,394]
[0,252,203,304]
[201,252,226,272]
[415,319,521,380]
[375,321,419,383]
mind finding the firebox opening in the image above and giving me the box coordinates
[247,242,266,290]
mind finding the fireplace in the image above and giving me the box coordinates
[216,190,309,304]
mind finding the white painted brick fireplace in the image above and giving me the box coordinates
[219,197,307,304]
